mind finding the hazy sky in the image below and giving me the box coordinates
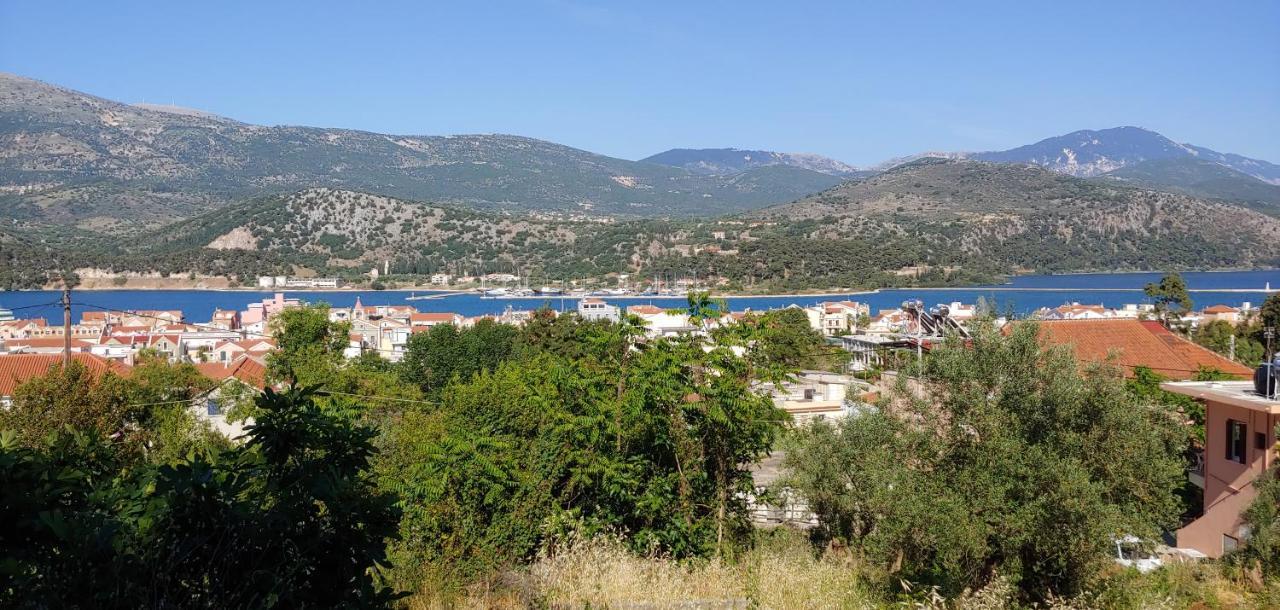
[2,1,1277,165]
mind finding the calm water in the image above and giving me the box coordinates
[6,270,1279,324]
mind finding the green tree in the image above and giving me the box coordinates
[398,319,517,396]
[682,290,727,329]
[1235,439,1280,579]
[782,320,1186,600]
[268,304,351,384]
[1261,293,1280,332]
[0,361,133,449]
[0,355,223,463]
[0,386,400,608]
[724,308,847,379]
[1144,272,1193,324]
[1194,319,1237,357]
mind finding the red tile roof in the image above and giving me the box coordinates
[1035,319,1252,380]
[0,353,131,396]
[410,312,461,323]
[1203,305,1239,314]
[195,357,268,389]
[627,305,665,315]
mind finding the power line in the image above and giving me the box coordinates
[5,301,63,312]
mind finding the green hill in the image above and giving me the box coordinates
[0,73,840,230]
[1099,157,1280,214]
[748,159,1280,273]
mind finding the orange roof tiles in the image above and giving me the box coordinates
[627,305,665,315]
[410,312,462,323]
[1203,305,1239,314]
[1035,318,1252,380]
[0,353,131,396]
[195,357,268,389]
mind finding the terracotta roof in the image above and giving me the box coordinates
[213,338,276,352]
[0,353,131,396]
[1203,305,1239,314]
[1034,319,1252,380]
[1,318,47,328]
[410,312,462,323]
[110,325,155,335]
[195,357,267,389]
[627,305,665,315]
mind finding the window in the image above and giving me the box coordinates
[206,398,222,417]
[1226,420,1247,464]
[1258,432,1269,451]
[1223,534,1239,554]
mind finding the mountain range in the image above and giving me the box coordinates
[3,72,1280,289]
[0,72,842,229]
[969,126,1280,184]
[749,158,1280,273]
[640,148,866,177]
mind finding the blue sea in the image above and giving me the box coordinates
[5,270,1279,324]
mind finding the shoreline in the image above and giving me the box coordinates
[15,268,1280,298]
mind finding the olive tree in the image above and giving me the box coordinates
[782,320,1186,599]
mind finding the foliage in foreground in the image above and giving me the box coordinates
[379,316,786,594]
[0,352,225,464]
[400,531,1280,610]
[783,320,1188,600]
[0,386,399,608]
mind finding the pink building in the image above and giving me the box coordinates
[241,293,300,327]
[1163,380,1279,558]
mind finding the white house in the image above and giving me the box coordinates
[626,304,694,337]
[760,370,862,425]
[577,298,620,322]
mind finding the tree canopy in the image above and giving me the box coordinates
[782,320,1187,600]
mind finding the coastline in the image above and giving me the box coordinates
[18,268,1279,298]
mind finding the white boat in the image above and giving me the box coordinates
[535,286,563,296]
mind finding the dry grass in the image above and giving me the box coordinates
[401,537,1280,610]
[404,533,877,609]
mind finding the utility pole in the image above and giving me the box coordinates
[1229,334,1236,362]
[1265,327,1275,398]
[61,285,72,368]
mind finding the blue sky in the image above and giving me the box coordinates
[2,1,1277,165]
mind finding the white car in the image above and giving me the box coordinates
[1113,536,1163,573]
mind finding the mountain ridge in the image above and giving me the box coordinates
[0,72,842,229]
[968,126,1280,185]
[641,147,864,176]
[747,158,1280,273]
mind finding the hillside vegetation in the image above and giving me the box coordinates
[1100,157,1280,213]
[750,159,1280,273]
[7,160,1280,290]
[0,73,841,228]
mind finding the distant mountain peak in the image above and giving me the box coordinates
[641,147,862,176]
[970,126,1280,184]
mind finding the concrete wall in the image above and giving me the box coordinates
[1177,399,1277,557]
